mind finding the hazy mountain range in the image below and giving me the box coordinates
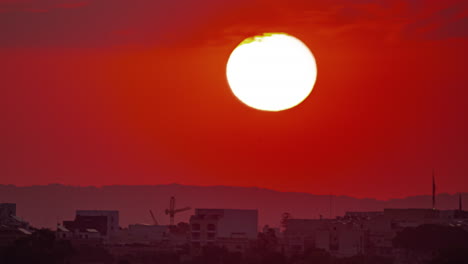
[0,184,465,229]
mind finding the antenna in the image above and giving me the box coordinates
[460,193,463,212]
[432,169,436,210]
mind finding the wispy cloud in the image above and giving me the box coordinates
[0,0,89,14]
[55,1,89,9]
[24,8,49,13]
[0,0,466,48]
[402,1,468,40]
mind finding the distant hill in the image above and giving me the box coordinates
[0,184,465,229]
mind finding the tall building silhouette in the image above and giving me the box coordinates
[460,193,463,212]
[432,170,436,210]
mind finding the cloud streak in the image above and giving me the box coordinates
[0,0,466,48]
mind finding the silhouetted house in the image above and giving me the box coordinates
[64,215,107,235]
[283,207,468,258]
[345,211,383,220]
[56,224,102,247]
[350,209,440,257]
[0,203,29,227]
[0,203,32,248]
[0,225,32,248]
[439,209,468,220]
[167,223,191,249]
[56,225,72,239]
[283,218,331,254]
[60,210,119,243]
[0,203,16,224]
[284,218,367,257]
[384,208,439,226]
[115,224,169,245]
[315,222,367,257]
[356,208,468,257]
[361,214,394,256]
[189,209,258,255]
[76,210,119,238]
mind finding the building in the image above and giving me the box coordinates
[115,224,169,245]
[315,223,366,257]
[283,218,331,254]
[283,218,367,257]
[189,209,258,254]
[61,210,119,243]
[77,210,119,237]
[0,203,30,229]
[0,225,32,248]
[439,209,468,220]
[383,208,439,225]
[167,223,191,249]
[64,215,107,235]
[0,203,16,224]
[0,203,32,248]
[362,215,394,256]
[345,211,383,219]
[56,225,102,247]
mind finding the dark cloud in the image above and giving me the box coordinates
[55,1,89,9]
[0,0,241,47]
[0,0,466,48]
[426,17,468,39]
[402,1,468,40]
[24,8,49,13]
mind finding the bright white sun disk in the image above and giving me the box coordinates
[226,33,317,111]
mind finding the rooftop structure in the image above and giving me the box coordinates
[189,208,258,254]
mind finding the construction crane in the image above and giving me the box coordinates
[149,210,158,225]
[165,196,191,226]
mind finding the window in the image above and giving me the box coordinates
[192,223,201,231]
[192,232,201,239]
[207,232,215,240]
[207,224,216,231]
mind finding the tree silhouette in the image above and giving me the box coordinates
[394,224,468,263]
[1,228,73,264]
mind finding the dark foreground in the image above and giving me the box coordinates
[2,225,468,264]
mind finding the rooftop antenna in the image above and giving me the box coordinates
[432,169,436,210]
[459,193,463,212]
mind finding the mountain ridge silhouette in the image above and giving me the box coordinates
[0,184,465,228]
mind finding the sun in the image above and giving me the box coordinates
[226,33,317,112]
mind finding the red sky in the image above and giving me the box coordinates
[1,0,468,199]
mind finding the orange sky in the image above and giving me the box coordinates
[1,0,468,199]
